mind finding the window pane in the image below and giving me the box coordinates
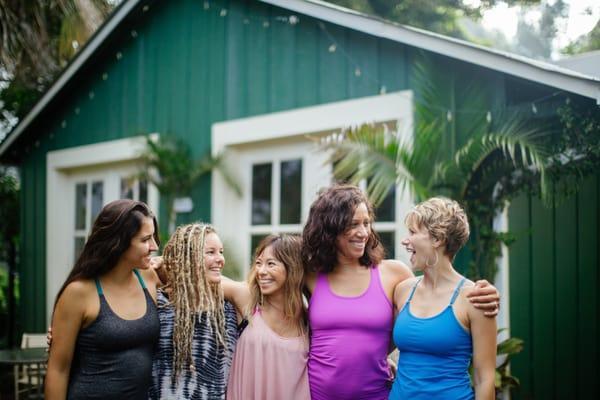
[120,177,134,199]
[252,163,272,225]
[374,186,395,222]
[139,179,148,204]
[91,181,103,223]
[75,183,87,230]
[378,231,395,259]
[74,237,86,260]
[280,159,302,224]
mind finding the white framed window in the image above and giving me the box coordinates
[46,135,159,322]
[212,92,414,274]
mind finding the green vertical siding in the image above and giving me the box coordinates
[509,175,600,399]
[13,7,589,387]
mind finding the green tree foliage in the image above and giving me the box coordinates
[0,0,116,130]
[0,167,19,260]
[514,0,568,59]
[562,19,600,54]
[325,0,540,38]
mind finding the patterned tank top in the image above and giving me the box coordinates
[148,290,238,400]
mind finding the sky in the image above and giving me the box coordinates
[476,0,600,58]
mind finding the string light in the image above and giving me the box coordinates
[486,111,492,123]
[531,103,538,114]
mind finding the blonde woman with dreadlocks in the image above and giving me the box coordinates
[148,223,237,400]
[224,234,310,399]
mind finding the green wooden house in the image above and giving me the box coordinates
[0,0,598,398]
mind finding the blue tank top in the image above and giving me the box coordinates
[389,277,473,400]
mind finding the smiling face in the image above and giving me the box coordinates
[255,244,287,298]
[119,216,158,269]
[203,232,225,284]
[401,223,437,271]
[335,202,371,263]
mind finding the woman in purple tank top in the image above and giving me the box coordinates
[301,185,501,400]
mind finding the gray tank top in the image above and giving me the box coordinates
[67,269,159,400]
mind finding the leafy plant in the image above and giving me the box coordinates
[495,329,524,393]
[468,328,524,396]
[139,134,241,235]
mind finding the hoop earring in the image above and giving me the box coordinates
[425,252,439,267]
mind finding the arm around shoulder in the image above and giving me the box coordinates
[221,277,251,316]
[45,281,94,400]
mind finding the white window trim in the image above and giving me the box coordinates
[211,91,414,274]
[46,134,159,323]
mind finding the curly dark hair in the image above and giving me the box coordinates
[302,184,384,273]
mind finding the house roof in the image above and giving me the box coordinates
[1,0,599,160]
[555,50,600,79]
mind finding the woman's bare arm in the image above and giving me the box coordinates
[45,281,95,400]
[467,288,497,400]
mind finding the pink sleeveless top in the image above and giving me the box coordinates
[308,266,393,400]
[227,308,310,400]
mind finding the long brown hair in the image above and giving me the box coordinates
[302,184,384,273]
[54,199,159,308]
[247,234,307,336]
[161,223,227,379]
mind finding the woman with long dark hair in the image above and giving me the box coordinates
[45,199,162,400]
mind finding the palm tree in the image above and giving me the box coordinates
[139,135,241,235]
[320,54,550,280]
[0,0,116,127]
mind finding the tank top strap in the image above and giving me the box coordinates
[94,278,104,296]
[133,269,147,289]
[406,277,422,303]
[449,278,467,306]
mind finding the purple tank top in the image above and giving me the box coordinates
[308,266,393,400]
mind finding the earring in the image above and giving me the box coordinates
[425,252,439,267]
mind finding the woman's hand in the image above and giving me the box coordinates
[150,256,167,285]
[467,280,500,317]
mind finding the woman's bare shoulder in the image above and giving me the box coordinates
[380,259,414,284]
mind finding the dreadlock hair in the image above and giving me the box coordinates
[246,234,307,336]
[162,223,227,380]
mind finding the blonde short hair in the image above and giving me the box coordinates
[405,197,470,259]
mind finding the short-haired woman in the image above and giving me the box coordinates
[390,197,497,399]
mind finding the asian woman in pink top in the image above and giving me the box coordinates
[302,184,500,400]
[223,234,310,400]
